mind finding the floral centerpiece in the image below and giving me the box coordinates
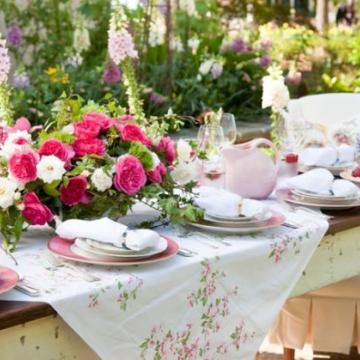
[0,4,203,252]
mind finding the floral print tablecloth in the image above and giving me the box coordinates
[0,204,328,360]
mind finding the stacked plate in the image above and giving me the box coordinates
[277,188,360,210]
[299,162,356,176]
[188,210,285,235]
[48,236,179,266]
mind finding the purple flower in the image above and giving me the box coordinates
[149,92,166,105]
[231,38,248,53]
[103,62,121,84]
[7,25,22,48]
[260,39,272,50]
[12,72,30,88]
[259,55,271,68]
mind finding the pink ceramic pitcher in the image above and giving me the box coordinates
[221,138,279,199]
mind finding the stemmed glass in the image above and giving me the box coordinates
[220,113,237,146]
[197,124,226,188]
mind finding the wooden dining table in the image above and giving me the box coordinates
[1,209,360,360]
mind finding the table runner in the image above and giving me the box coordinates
[0,203,328,360]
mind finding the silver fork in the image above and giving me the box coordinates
[44,252,101,282]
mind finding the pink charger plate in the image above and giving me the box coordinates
[0,266,19,294]
[48,236,179,266]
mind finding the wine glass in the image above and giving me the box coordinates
[220,113,237,145]
[197,125,226,188]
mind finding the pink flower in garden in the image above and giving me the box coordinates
[13,117,31,132]
[157,136,176,163]
[119,123,152,147]
[7,24,22,47]
[73,138,106,157]
[74,119,101,139]
[108,27,138,65]
[8,149,39,183]
[231,38,249,53]
[82,112,113,132]
[149,92,167,105]
[103,61,121,84]
[0,39,11,84]
[60,176,90,206]
[113,155,146,195]
[22,192,53,225]
[39,139,74,168]
[147,162,167,183]
[210,63,223,79]
[119,114,135,122]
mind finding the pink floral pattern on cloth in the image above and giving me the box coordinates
[139,258,255,359]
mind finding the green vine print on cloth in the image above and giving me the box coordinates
[140,257,255,359]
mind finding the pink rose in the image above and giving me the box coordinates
[119,114,135,122]
[119,123,152,147]
[73,138,105,157]
[74,119,101,139]
[22,192,53,225]
[60,176,90,206]
[82,112,113,131]
[39,139,74,168]
[113,155,146,195]
[13,117,31,132]
[157,136,176,163]
[147,163,167,183]
[9,150,38,183]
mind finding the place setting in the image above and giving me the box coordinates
[186,186,286,235]
[50,218,179,266]
[277,168,360,210]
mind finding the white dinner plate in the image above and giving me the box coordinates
[292,188,360,202]
[76,237,168,258]
[299,162,356,176]
[277,188,360,210]
[188,210,285,235]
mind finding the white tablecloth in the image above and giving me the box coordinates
[0,203,328,360]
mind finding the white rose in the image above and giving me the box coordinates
[262,75,290,112]
[0,178,17,209]
[171,161,199,185]
[91,168,113,192]
[62,124,75,135]
[37,155,66,184]
[1,131,32,158]
[7,130,32,144]
[177,139,192,163]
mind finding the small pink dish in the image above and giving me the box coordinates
[0,266,19,295]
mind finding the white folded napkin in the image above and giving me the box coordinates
[299,147,337,167]
[337,144,355,164]
[299,145,355,167]
[194,186,270,219]
[56,217,160,251]
[283,168,334,195]
[331,179,359,197]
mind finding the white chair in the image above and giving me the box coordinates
[287,93,360,129]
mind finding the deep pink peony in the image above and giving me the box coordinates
[22,192,53,225]
[13,117,31,132]
[119,123,151,147]
[74,119,101,139]
[8,150,38,183]
[60,176,90,206]
[157,136,176,163]
[147,163,167,183]
[73,138,105,157]
[38,139,73,161]
[82,112,113,132]
[113,155,146,196]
